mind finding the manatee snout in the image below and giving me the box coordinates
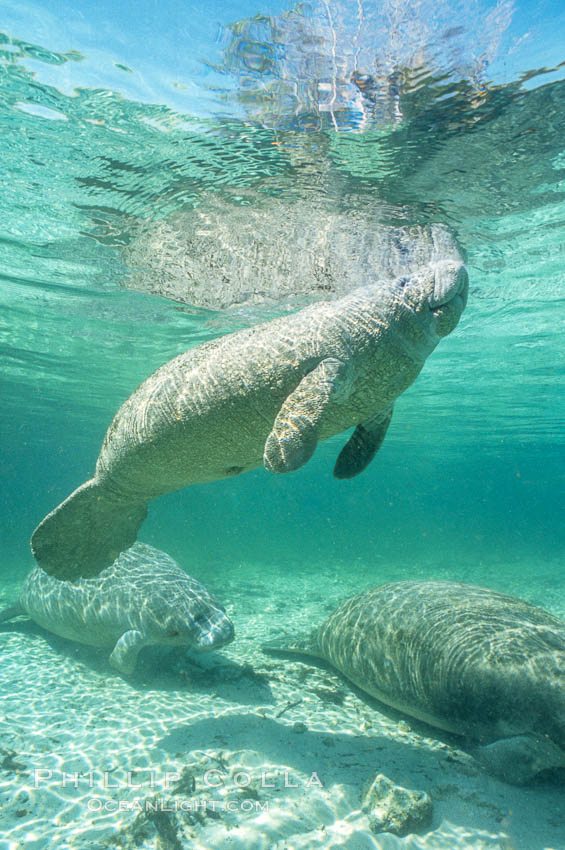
[192,608,235,651]
[396,261,468,338]
[430,261,468,337]
[430,260,467,306]
[162,598,235,652]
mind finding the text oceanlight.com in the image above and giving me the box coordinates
[86,797,270,813]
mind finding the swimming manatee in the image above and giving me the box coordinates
[0,543,234,674]
[31,258,468,580]
[264,581,565,784]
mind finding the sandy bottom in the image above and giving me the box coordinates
[0,552,564,850]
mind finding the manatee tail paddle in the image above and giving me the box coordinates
[30,478,148,580]
[0,604,23,623]
[261,636,319,659]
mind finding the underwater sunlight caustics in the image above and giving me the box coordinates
[0,543,234,675]
[2,0,565,847]
[264,580,565,786]
[31,257,468,580]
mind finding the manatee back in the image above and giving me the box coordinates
[113,543,233,648]
[20,563,128,647]
[94,279,433,498]
[20,543,232,650]
[313,581,565,741]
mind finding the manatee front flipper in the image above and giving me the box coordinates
[30,478,147,581]
[476,735,565,784]
[333,406,393,479]
[109,629,148,675]
[264,358,352,474]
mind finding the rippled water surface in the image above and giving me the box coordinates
[2,0,564,563]
[1,1,565,846]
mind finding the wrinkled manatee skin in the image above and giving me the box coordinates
[3,543,234,673]
[31,260,468,579]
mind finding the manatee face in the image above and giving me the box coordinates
[397,260,469,338]
[192,605,235,652]
[151,594,235,652]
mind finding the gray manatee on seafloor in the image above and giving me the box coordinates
[0,543,234,674]
[264,581,565,785]
[31,253,468,580]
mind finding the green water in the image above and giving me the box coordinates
[1,4,565,846]
[2,46,565,584]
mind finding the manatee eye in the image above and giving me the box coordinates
[167,628,180,638]
[397,277,410,289]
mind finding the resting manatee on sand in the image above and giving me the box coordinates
[264,581,565,784]
[0,543,234,674]
[31,258,468,580]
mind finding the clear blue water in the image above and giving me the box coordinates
[1,0,565,846]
